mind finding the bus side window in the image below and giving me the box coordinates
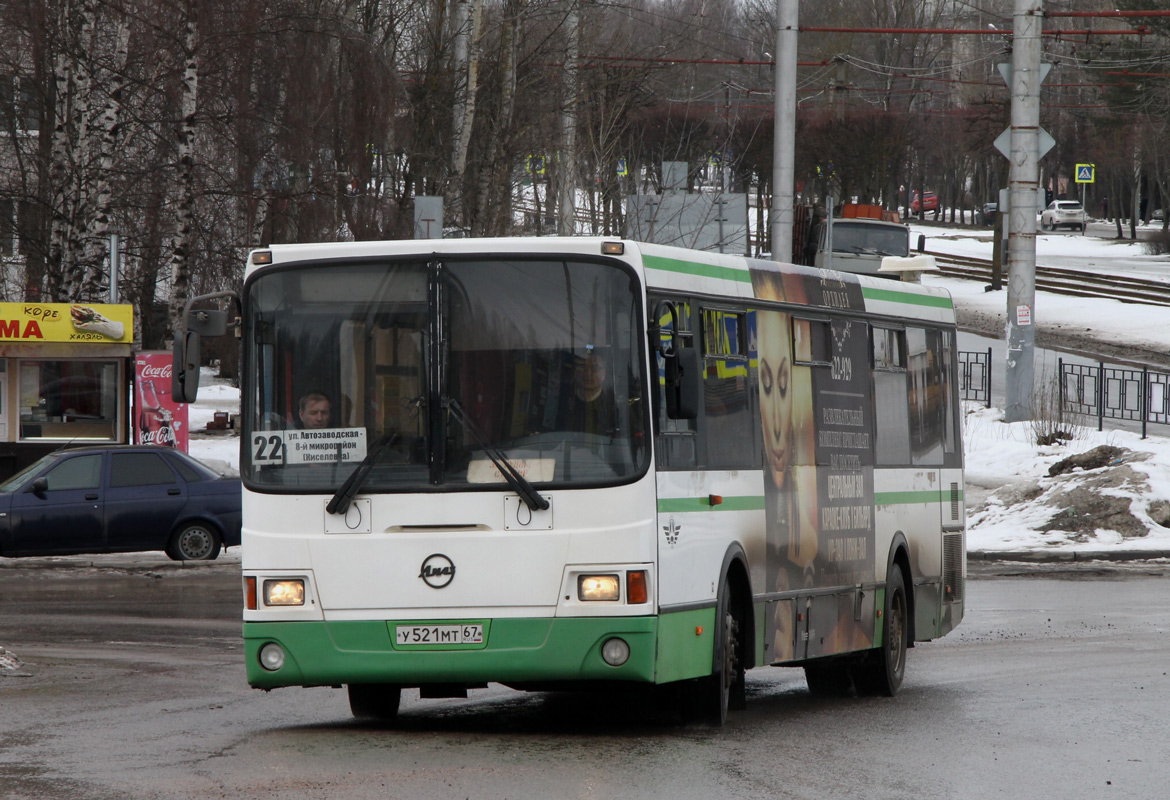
[651,297,697,469]
[792,318,831,365]
[701,307,755,469]
[873,325,910,465]
[907,327,955,465]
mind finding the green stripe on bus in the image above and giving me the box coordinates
[875,489,963,506]
[660,491,959,511]
[643,254,752,284]
[657,495,766,513]
[862,286,954,309]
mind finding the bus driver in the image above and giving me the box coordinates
[298,392,332,429]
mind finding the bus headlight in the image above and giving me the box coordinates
[259,643,285,671]
[601,638,630,666]
[264,579,305,606]
[578,574,620,601]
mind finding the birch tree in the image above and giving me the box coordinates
[167,0,199,334]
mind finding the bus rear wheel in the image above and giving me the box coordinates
[853,567,908,697]
[347,684,402,721]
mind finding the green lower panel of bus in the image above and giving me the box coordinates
[244,609,717,690]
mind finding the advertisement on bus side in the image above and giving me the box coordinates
[750,264,876,662]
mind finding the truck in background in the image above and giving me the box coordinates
[793,203,914,277]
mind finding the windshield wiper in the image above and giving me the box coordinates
[445,398,549,512]
[326,431,398,516]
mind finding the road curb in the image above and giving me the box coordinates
[969,549,1170,563]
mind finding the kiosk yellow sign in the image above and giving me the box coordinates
[0,303,134,343]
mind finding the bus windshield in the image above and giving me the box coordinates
[243,256,649,492]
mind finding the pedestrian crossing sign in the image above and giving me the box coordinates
[1075,163,1095,184]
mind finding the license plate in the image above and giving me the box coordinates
[394,623,484,646]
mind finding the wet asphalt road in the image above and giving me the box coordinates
[2,554,1169,800]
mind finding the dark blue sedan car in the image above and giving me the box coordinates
[0,446,241,560]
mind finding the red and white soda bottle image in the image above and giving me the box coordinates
[139,379,176,447]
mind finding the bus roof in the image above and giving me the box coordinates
[246,237,955,325]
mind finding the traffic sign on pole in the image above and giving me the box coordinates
[1075,164,1095,184]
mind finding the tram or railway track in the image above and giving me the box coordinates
[926,250,1170,307]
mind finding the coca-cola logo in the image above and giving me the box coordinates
[139,364,172,378]
[140,426,176,446]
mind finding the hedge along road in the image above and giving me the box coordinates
[2,553,1169,800]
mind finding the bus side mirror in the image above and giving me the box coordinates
[171,292,242,405]
[172,331,201,404]
[665,347,700,420]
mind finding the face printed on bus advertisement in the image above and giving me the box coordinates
[757,309,793,486]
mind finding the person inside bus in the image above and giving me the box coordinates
[564,347,617,436]
[298,392,332,429]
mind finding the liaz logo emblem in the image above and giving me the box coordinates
[419,553,456,588]
[663,517,681,546]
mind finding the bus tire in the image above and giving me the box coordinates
[853,566,909,697]
[689,579,743,725]
[804,662,853,697]
[347,683,402,721]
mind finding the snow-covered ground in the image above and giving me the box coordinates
[186,226,1170,558]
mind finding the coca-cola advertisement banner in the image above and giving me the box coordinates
[135,352,189,451]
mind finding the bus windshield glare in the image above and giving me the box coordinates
[243,257,649,491]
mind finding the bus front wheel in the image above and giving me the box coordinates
[853,567,908,696]
[688,579,744,725]
[347,683,402,721]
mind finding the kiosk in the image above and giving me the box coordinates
[0,302,134,478]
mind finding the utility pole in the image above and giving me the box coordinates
[558,0,579,236]
[770,0,797,262]
[1004,0,1043,423]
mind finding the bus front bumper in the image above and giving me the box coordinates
[244,616,667,689]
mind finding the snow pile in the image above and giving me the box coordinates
[963,405,1170,554]
[0,645,23,672]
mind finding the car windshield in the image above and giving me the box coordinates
[243,256,650,493]
[0,452,63,492]
[1057,202,1083,211]
[830,222,909,257]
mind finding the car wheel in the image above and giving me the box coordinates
[168,523,221,561]
[348,684,401,721]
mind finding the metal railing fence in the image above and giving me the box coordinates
[1059,359,1170,439]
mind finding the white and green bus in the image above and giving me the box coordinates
[175,237,965,725]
